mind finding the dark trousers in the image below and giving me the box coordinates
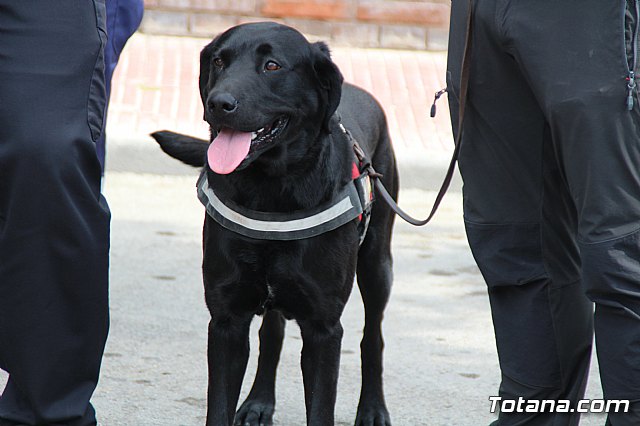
[448,1,640,425]
[0,1,110,425]
[97,0,144,172]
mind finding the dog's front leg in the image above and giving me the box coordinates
[206,315,252,426]
[298,319,343,426]
[235,310,285,425]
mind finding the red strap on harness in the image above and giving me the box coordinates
[352,162,363,221]
[351,162,360,180]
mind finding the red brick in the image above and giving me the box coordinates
[237,16,287,26]
[331,22,379,48]
[261,0,351,21]
[282,18,334,42]
[188,0,257,14]
[191,13,239,37]
[380,24,427,50]
[140,10,189,36]
[357,2,449,27]
[426,26,448,51]
[157,0,192,8]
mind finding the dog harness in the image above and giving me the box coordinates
[196,152,374,243]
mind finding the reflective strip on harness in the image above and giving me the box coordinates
[197,170,372,241]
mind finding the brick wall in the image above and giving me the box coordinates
[141,0,451,50]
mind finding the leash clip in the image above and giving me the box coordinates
[430,87,448,117]
[352,140,383,179]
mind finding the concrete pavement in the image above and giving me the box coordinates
[0,32,608,425]
[86,166,605,426]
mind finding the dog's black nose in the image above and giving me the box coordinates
[207,92,238,114]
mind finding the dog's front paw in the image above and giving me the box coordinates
[355,403,391,426]
[234,397,275,426]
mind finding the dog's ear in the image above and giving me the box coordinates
[312,42,343,133]
[199,42,216,120]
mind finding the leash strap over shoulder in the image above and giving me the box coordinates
[370,0,474,226]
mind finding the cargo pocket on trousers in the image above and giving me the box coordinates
[464,220,548,288]
[88,0,107,142]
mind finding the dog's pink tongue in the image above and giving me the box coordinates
[207,127,252,174]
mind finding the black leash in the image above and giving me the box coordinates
[360,0,474,226]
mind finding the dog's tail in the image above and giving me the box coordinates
[150,131,208,167]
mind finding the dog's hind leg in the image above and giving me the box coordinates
[235,310,286,426]
[206,314,253,426]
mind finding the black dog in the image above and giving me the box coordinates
[151,22,398,426]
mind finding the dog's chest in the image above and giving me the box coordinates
[233,241,326,285]
[224,235,358,319]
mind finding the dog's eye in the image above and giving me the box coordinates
[213,57,224,68]
[264,61,281,72]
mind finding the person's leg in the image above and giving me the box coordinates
[448,1,593,424]
[505,1,640,423]
[97,0,144,172]
[0,1,110,425]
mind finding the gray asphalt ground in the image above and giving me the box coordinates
[1,135,609,425]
